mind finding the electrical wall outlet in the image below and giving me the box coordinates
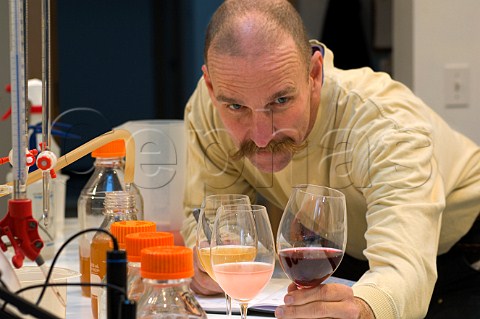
[444,64,470,107]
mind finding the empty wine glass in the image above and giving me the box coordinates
[276,184,347,288]
[211,204,275,319]
[195,194,251,318]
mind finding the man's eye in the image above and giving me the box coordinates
[274,97,289,104]
[228,104,242,110]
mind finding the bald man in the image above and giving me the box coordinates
[180,1,480,318]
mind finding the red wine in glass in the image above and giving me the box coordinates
[278,247,344,288]
[277,185,347,288]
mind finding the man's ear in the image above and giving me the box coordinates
[202,64,214,93]
[202,64,217,104]
[202,64,218,104]
[309,50,323,91]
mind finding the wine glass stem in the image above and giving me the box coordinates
[225,293,232,319]
[239,302,248,319]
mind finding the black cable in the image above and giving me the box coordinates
[0,277,8,289]
[0,278,11,311]
[0,285,59,319]
[0,227,122,317]
[34,227,119,306]
[0,307,23,319]
[106,250,127,319]
[0,276,12,310]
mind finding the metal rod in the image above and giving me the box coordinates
[41,0,51,225]
[41,0,51,151]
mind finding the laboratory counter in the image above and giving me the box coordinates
[38,218,283,319]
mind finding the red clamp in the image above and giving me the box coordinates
[0,199,44,268]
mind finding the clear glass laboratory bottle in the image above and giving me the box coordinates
[98,221,160,319]
[125,231,174,302]
[136,246,207,319]
[90,191,139,319]
[77,139,144,297]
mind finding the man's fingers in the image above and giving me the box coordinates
[191,245,223,295]
[191,275,221,295]
[286,283,353,305]
[287,282,299,293]
[190,266,223,295]
[275,284,358,319]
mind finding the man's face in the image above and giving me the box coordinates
[203,39,322,173]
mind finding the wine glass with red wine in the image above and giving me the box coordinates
[276,184,347,288]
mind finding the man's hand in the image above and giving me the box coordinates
[274,283,375,319]
[190,246,224,295]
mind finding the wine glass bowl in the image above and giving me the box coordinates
[276,184,347,288]
[211,204,275,319]
[195,194,251,318]
[196,194,251,279]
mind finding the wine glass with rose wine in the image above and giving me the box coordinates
[195,194,251,318]
[211,204,275,319]
[276,184,347,288]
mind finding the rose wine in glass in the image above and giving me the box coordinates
[195,194,250,317]
[277,184,347,288]
[198,245,257,279]
[211,205,275,319]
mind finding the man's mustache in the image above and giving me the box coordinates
[230,137,308,161]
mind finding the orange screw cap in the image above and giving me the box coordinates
[141,246,194,280]
[92,139,126,158]
[110,220,156,250]
[125,231,174,262]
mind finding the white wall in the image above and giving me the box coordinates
[393,0,480,145]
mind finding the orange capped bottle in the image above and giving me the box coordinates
[125,232,174,302]
[136,246,207,319]
[90,191,139,319]
[98,221,158,319]
[78,139,143,297]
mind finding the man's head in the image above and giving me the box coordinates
[202,0,323,173]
